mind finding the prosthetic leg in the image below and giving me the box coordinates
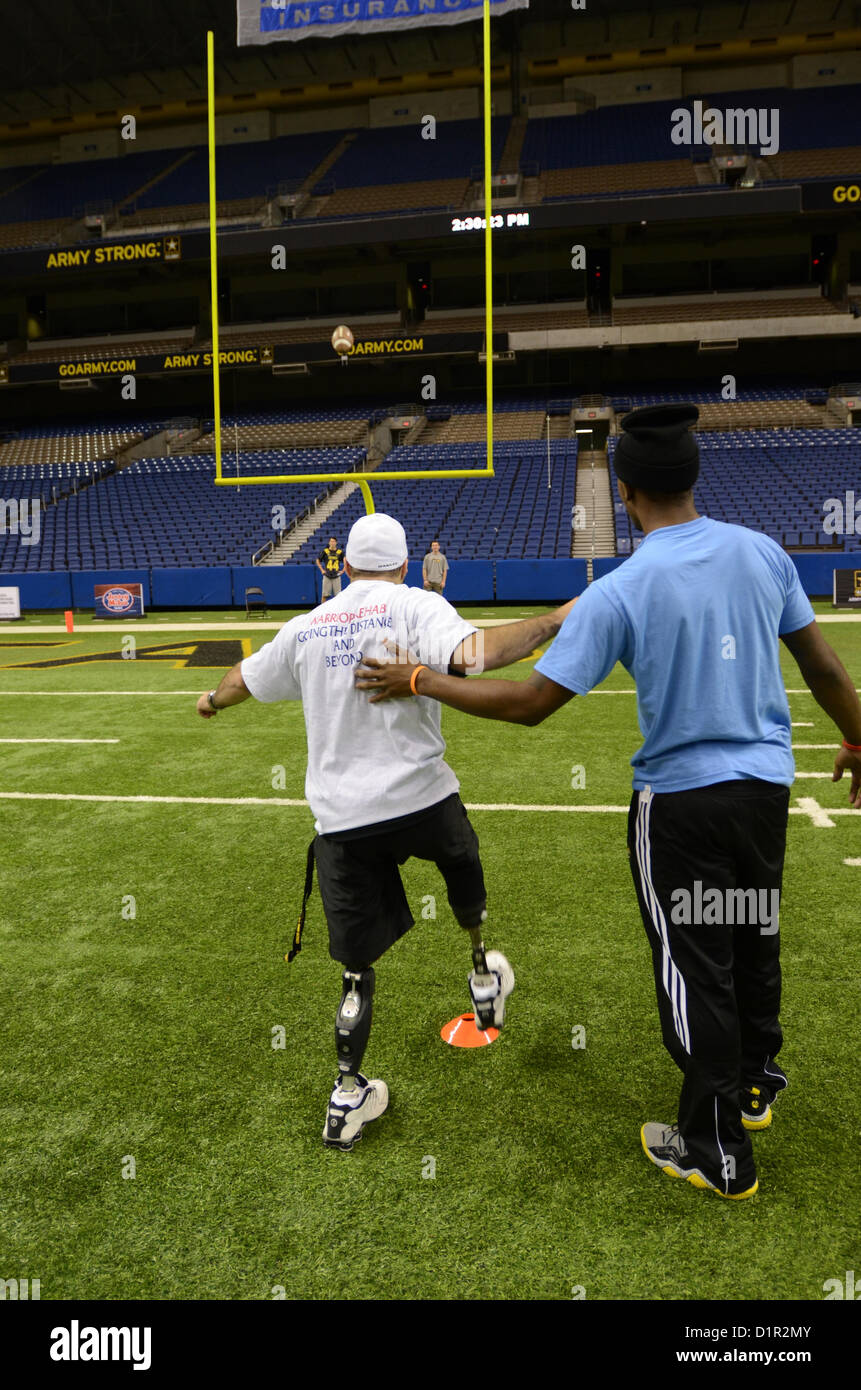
[335,967,375,1086]
[323,967,389,1151]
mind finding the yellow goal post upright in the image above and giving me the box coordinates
[206,0,496,517]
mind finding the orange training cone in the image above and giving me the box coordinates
[440,1012,499,1047]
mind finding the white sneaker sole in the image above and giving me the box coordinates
[741,1104,772,1130]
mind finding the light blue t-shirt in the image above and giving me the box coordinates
[536,517,815,792]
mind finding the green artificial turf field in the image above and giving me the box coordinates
[1,604,859,1301]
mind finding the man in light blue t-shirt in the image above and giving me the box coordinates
[357,404,861,1201]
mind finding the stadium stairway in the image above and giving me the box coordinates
[261,454,384,564]
[118,150,197,214]
[297,132,359,219]
[498,116,528,174]
[401,416,428,447]
[260,486,347,564]
[571,448,616,572]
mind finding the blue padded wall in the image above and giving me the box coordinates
[150,568,233,607]
[496,559,588,602]
[232,566,317,608]
[0,572,72,608]
[594,552,861,597]
[791,552,861,597]
[592,558,627,581]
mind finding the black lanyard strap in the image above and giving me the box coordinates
[286,839,316,963]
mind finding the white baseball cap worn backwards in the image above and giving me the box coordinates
[346,513,408,571]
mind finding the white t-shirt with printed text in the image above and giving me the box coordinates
[240,579,477,835]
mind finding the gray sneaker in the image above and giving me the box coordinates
[640,1122,758,1200]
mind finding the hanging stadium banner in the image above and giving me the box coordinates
[42,235,182,273]
[5,337,504,382]
[237,0,529,46]
[273,330,506,361]
[6,347,271,385]
[801,181,861,211]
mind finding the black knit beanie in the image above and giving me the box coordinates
[614,404,700,493]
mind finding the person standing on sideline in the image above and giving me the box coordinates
[356,405,861,1199]
[423,539,448,594]
[317,536,344,600]
[196,512,575,1151]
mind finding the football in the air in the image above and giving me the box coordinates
[331,324,354,356]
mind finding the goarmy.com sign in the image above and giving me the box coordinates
[58,358,137,377]
[44,236,182,271]
[801,180,861,210]
[56,347,264,377]
[8,346,269,385]
[347,336,424,357]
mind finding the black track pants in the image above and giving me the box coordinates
[627,779,790,1192]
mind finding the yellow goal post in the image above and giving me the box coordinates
[205,1,496,513]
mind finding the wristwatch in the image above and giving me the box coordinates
[207,690,220,712]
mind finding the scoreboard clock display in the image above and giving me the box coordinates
[451,211,531,233]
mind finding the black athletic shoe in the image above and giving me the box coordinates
[640,1122,758,1200]
[741,1086,774,1130]
[742,1065,787,1130]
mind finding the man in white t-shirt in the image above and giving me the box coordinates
[196,512,574,1151]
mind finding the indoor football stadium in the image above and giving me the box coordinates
[1,0,860,1336]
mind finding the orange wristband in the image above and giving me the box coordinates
[843,739,861,752]
[410,665,428,695]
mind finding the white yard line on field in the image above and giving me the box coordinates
[0,793,856,829]
[1,619,517,634]
[0,738,119,744]
[0,688,640,696]
[794,797,839,827]
[2,687,860,697]
[0,623,287,634]
[2,613,861,639]
[0,791,310,808]
[0,730,837,753]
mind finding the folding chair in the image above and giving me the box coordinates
[245,586,268,619]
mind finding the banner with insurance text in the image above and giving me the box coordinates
[237,0,528,46]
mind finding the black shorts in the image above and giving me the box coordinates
[314,793,487,966]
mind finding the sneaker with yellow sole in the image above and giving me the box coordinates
[640,1122,758,1199]
[741,1086,774,1130]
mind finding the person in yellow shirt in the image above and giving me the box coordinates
[317,536,345,600]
